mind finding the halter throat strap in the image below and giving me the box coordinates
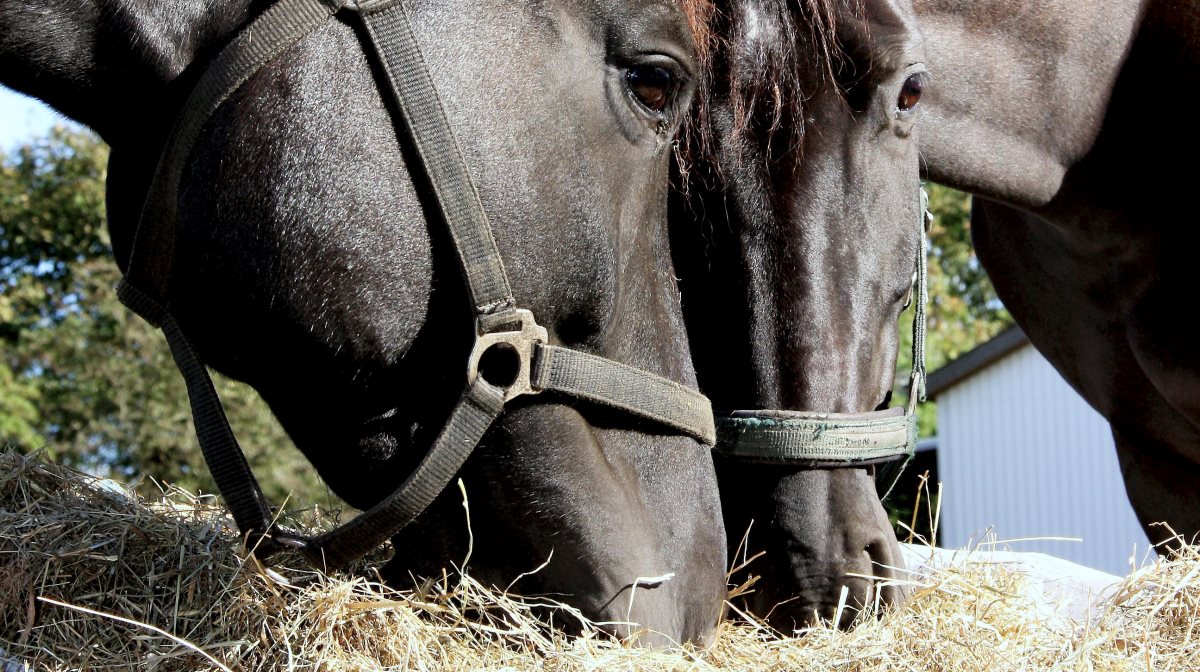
[713,189,931,468]
[117,0,715,570]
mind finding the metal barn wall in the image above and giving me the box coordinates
[936,344,1153,575]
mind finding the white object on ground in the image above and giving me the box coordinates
[899,542,1126,625]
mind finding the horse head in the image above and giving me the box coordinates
[1,0,727,645]
[674,0,927,630]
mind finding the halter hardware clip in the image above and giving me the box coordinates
[468,308,548,401]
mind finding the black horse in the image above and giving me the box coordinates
[674,0,926,630]
[914,0,1200,551]
[0,0,727,645]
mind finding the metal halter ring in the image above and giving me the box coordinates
[468,308,548,401]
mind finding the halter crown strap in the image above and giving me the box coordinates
[116,0,714,570]
[712,187,931,467]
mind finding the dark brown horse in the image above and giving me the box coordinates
[0,0,727,645]
[913,0,1200,550]
[674,0,927,630]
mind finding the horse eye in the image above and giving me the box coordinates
[897,73,926,111]
[628,65,673,113]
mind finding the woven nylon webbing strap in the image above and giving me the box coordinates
[301,379,505,569]
[355,0,715,445]
[122,280,308,552]
[161,313,274,534]
[358,0,513,314]
[533,344,716,445]
[112,0,717,570]
[715,409,916,465]
[713,187,932,465]
[114,0,345,548]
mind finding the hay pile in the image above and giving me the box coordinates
[2,450,1198,671]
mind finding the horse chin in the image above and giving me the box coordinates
[490,404,726,647]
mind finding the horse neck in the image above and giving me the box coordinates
[914,0,1147,208]
[0,0,257,145]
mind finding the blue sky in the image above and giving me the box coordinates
[0,85,69,151]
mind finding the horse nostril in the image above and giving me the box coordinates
[862,538,893,574]
[861,539,888,566]
[861,537,908,609]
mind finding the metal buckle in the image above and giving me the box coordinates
[467,308,548,401]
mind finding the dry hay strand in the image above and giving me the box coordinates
[2,449,1199,671]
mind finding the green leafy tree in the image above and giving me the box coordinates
[0,362,40,447]
[893,183,1013,434]
[886,184,1015,540]
[1,128,332,508]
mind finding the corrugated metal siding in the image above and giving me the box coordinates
[937,344,1152,575]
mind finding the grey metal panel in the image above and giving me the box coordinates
[926,325,1028,398]
[935,343,1152,575]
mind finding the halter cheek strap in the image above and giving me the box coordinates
[118,0,715,570]
[713,189,931,482]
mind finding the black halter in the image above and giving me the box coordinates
[118,0,716,570]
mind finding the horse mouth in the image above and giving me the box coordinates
[737,553,908,633]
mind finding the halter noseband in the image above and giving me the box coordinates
[117,0,716,570]
[712,189,931,486]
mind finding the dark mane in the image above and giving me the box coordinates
[676,0,862,174]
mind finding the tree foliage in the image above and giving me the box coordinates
[886,183,1015,539]
[893,183,1014,434]
[1,128,330,507]
[921,184,1012,367]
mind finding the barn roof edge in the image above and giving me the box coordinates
[925,325,1029,398]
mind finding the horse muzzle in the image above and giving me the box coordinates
[750,525,908,632]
